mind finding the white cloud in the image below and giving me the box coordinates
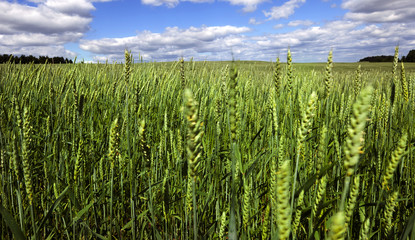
[0,1,92,35]
[273,24,284,29]
[287,20,314,26]
[0,45,76,58]
[223,0,269,12]
[342,0,415,23]
[80,20,415,62]
[249,18,263,25]
[0,0,112,58]
[43,0,95,17]
[80,25,251,61]
[140,0,267,11]
[140,0,214,8]
[141,0,180,7]
[263,0,306,20]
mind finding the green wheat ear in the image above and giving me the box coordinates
[324,50,333,98]
[74,138,85,184]
[382,133,407,190]
[382,191,399,237]
[345,175,360,228]
[180,57,185,89]
[242,178,251,228]
[353,65,362,97]
[228,65,238,143]
[262,204,270,240]
[219,211,227,239]
[108,118,120,170]
[274,57,282,93]
[22,107,34,205]
[292,189,304,236]
[298,91,318,147]
[184,88,203,179]
[328,211,346,240]
[124,49,132,83]
[313,174,327,217]
[401,61,408,102]
[276,160,291,240]
[344,86,372,177]
[286,48,293,94]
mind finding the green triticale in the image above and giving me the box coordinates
[13,95,23,136]
[324,50,333,98]
[286,49,293,94]
[298,92,318,147]
[270,141,278,228]
[242,178,251,228]
[359,217,370,240]
[334,134,341,163]
[277,160,292,240]
[162,169,169,218]
[353,65,362,97]
[22,107,34,205]
[315,125,327,176]
[268,91,278,135]
[139,120,151,168]
[180,58,185,89]
[391,46,399,104]
[292,189,304,236]
[328,211,346,240]
[392,46,399,85]
[74,138,84,185]
[382,191,398,236]
[344,87,372,176]
[124,49,132,84]
[186,178,193,213]
[274,57,282,93]
[228,65,238,143]
[401,62,408,102]
[278,135,286,168]
[108,118,120,170]
[184,88,204,179]
[382,133,407,190]
[313,175,327,217]
[262,204,270,240]
[345,176,360,227]
[11,132,22,182]
[219,211,227,239]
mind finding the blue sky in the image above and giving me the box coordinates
[1,0,415,62]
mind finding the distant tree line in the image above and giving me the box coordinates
[359,49,415,62]
[0,54,73,64]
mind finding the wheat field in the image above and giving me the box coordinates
[0,48,415,239]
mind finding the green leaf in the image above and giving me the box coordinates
[122,220,133,230]
[400,209,415,240]
[35,186,70,237]
[0,204,26,240]
[80,222,108,240]
[73,201,94,224]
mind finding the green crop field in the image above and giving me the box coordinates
[0,47,414,239]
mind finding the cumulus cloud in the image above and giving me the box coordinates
[263,0,306,20]
[273,24,284,29]
[224,0,269,12]
[0,0,108,58]
[140,0,267,11]
[0,45,76,58]
[79,21,415,62]
[141,0,214,8]
[80,25,251,61]
[249,18,263,25]
[287,20,314,26]
[342,0,415,23]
